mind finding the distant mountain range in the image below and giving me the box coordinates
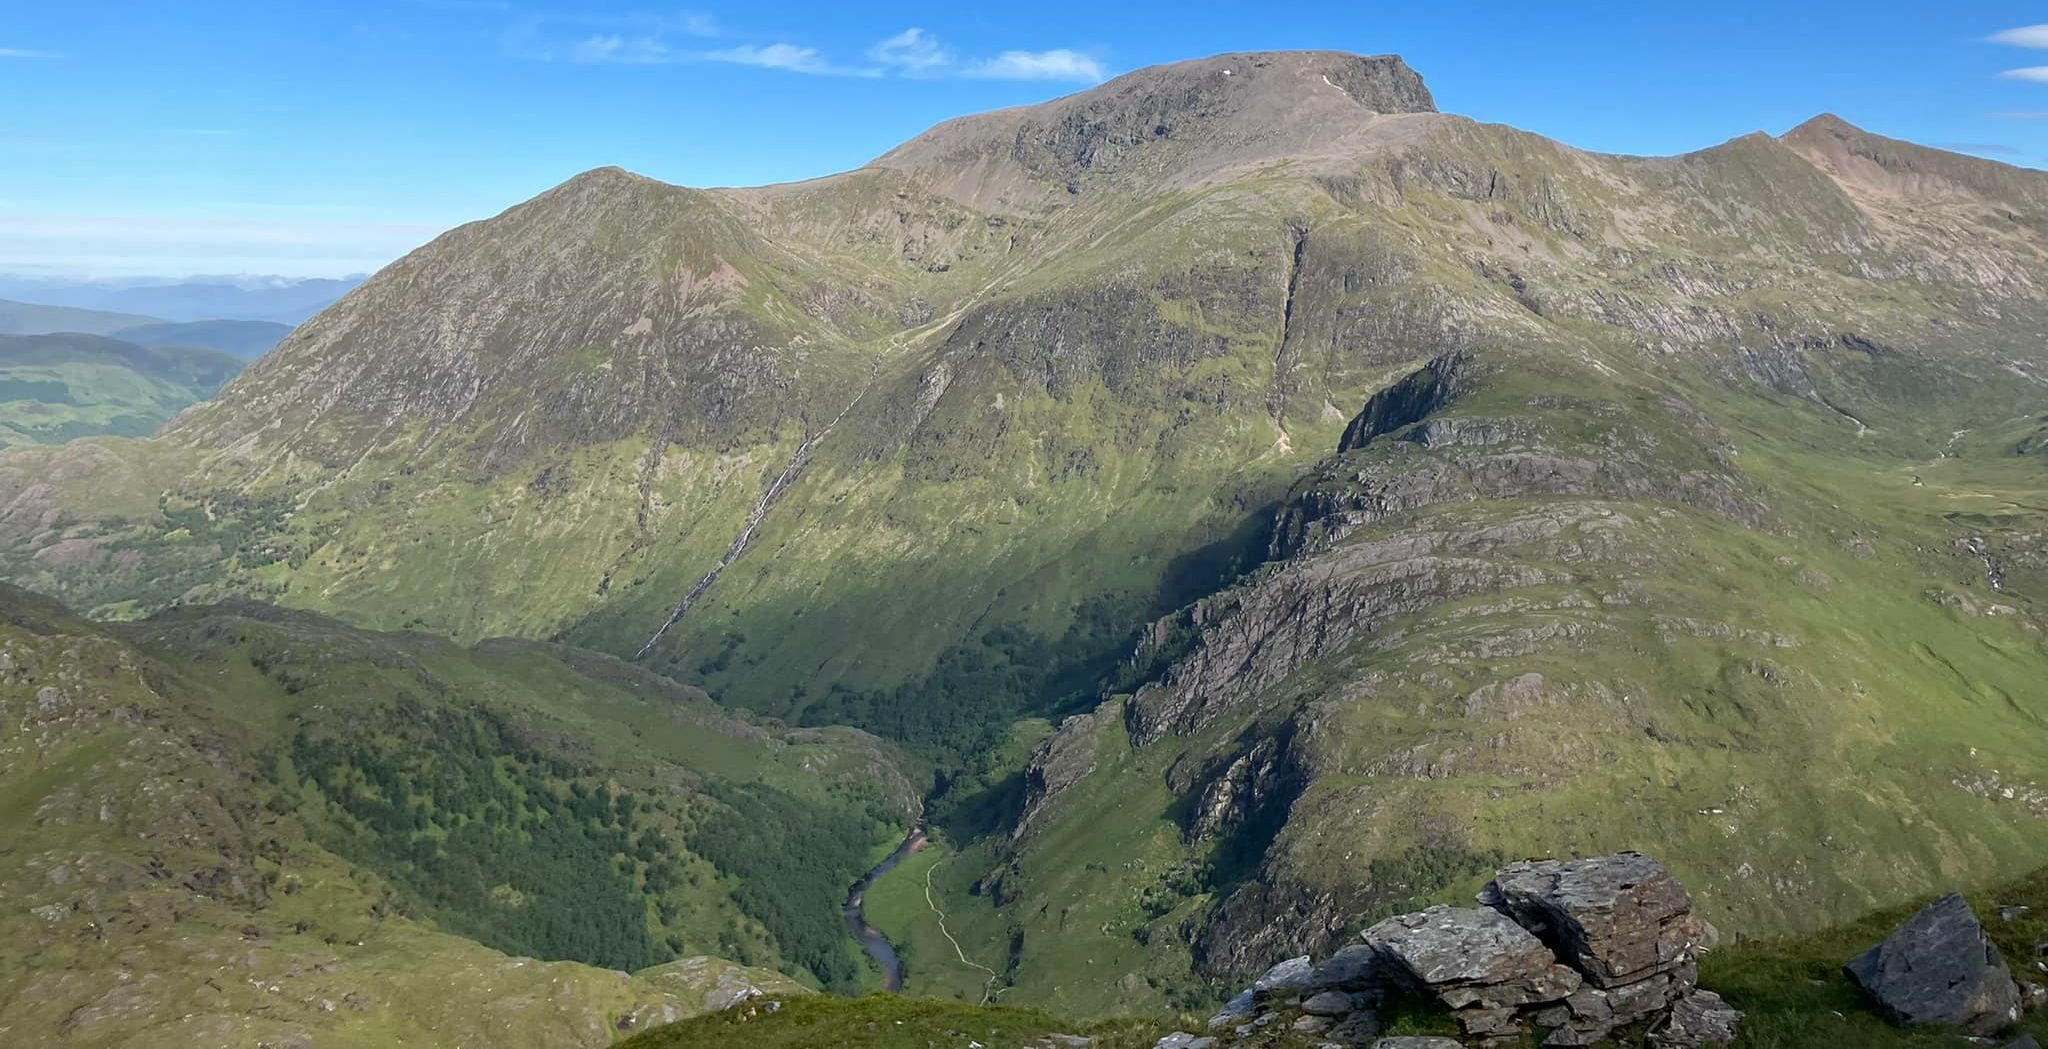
[0,273,363,324]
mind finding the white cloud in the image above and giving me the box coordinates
[868,28,952,74]
[0,211,447,278]
[964,48,1107,84]
[571,34,671,64]
[1993,109,2048,119]
[511,17,1106,84]
[1991,25,2048,48]
[1999,66,2048,83]
[703,42,871,77]
[0,48,56,59]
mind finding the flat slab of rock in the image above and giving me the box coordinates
[1845,893,2022,1035]
[1481,852,1706,988]
[1307,943,1390,993]
[1364,905,1582,1008]
[1648,988,1743,1047]
[1252,954,1315,998]
[1371,1039,1464,1049]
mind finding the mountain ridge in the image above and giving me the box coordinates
[2,50,2047,1021]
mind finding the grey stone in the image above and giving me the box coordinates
[1292,1014,1333,1034]
[1307,943,1390,992]
[1300,990,1356,1016]
[2002,1036,2043,1049]
[1152,1034,1215,1049]
[1364,905,1581,1008]
[1253,954,1316,998]
[1206,988,1255,1029]
[1648,989,1743,1048]
[1329,1011,1385,1042]
[1481,852,1707,988]
[1371,1039,1464,1049]
[1845,893,2022,1035]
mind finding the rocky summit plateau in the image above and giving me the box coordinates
[5,45,2048,1049]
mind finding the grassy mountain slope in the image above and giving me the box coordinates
[110,318,294,359]
[0,581,920,1046]
[0,298,160,336]
[0,333,243,447]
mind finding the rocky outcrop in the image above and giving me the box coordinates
[1336,352,1473,453]
[1193,853,1738,1048]
[1845,893,2023,1035]
[1364,907,1582,1020]
[1479,853,1712,989]
[1014,708,1107,839]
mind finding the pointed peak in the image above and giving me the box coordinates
[1784,113,1864,141]
[554,165,668,192]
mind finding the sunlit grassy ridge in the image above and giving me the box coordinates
[0,584,920,1045]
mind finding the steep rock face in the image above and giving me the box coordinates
[875,51,1436,206]
[1015,708,1107,839]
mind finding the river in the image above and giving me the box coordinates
[843,826,927,992]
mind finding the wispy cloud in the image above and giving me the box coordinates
[0,47,57,59]
[1993,109,2048,120]
[499,6,717,62]
[509,17,1106,84]
[571,34,671,64]
[703,42,871,77]
[1931,141,2023,156]
[1991,25,2048,49]
[1999,66,2048,83]
[868,28,952,74]
[964,49,1108,83]
[0,210,447,278]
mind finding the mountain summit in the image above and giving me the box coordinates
[874,50,1436,202]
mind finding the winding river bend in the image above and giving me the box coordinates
[844,827,927,992]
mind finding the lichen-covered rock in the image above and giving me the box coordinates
[1306,943,1390,993]
[1648,989,1744,1048]
[1479,852,1708,988]
[1251,954,1316,999]
[1299,990,1357,1016]
[1365,906,1581,1008]
[1845,893,2022,1035]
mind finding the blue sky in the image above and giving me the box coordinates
[5,1,2048,277]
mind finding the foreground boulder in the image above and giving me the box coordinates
[1481,853,1710,988]
[1845,892,2022,1036]
[1364,906,1580,1034]
[1203,853,1738,1047]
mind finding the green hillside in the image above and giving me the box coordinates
[0,297,160,335]
[111,318,294,358]
[0,582,921,1046]
[0,332,243,446]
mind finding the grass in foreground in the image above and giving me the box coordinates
[628,864,2048,1048]
[618,994,1178,1049]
